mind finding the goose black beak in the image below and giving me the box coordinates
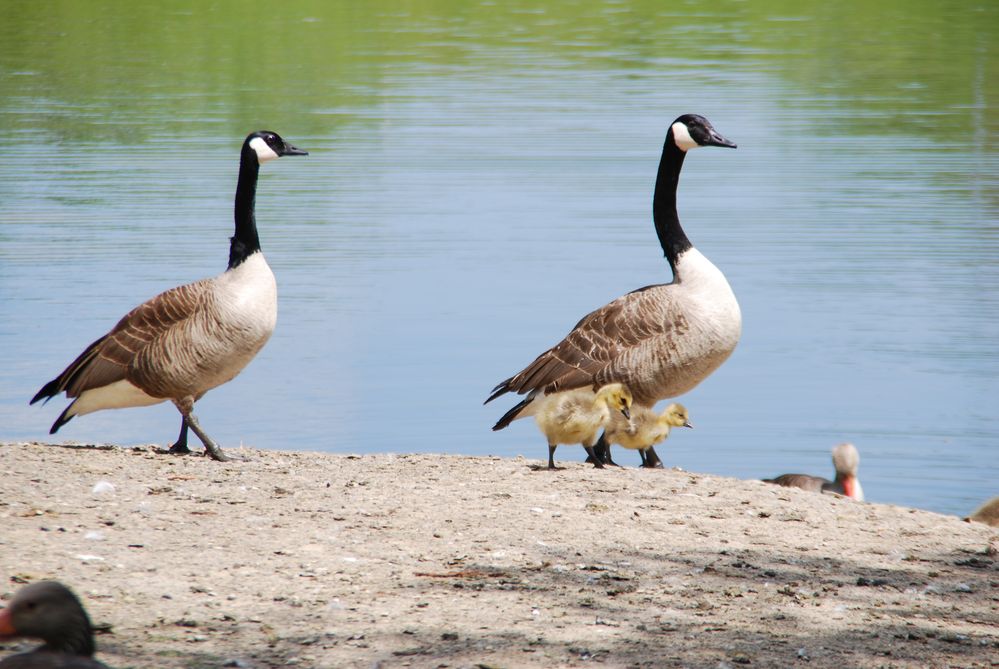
[280,143,309,157]
[621,407,631,420]
[684,421,694,429]
[704,130,736,149]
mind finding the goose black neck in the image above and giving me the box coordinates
[652,133,693,273]
[229,147,261,269]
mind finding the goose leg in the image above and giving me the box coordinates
[548,444,558,470]
[168,416,191,454]
[595,432,620,467]
[173,399,228,462]
[586,432,615,466]
[642,445,664,469]
[583,445,605,469]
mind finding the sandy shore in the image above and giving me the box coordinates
[0,441,996,669]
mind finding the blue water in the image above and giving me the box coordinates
[1,1,996,518]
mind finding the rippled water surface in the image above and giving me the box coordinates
[1,1,997,517]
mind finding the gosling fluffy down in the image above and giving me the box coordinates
[605,402,691,451]
[533,383,632,470]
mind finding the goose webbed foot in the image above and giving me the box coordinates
[167,417,192,454]
[641,446,664,469]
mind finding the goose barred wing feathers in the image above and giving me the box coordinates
[488,284,679,406]
[31,280,208,405]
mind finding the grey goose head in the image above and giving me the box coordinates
[0,581,97,658]
[670,114,737,152]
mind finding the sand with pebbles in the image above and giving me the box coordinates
[0,441,996,669]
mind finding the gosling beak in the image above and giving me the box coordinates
[621,407,631,420]
[684,420,694,429]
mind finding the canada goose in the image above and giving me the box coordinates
[0,581,109,668]
[763,443,864,501]
[965,497,999,527]
[532,383,632,470]
[604,402,692,467]
[487,114,739,469]
[30,131,307,462]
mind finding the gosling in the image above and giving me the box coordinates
[533,383,632,470]
[764,442,864,501]
[604,402,692,467]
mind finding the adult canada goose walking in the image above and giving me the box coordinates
[763,442,864,501]
[0,581,109,668]
[30,131,307,462]
[487,114,739,468]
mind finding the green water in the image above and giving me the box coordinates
[1,0,997,516]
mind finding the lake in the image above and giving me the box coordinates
[1,0,996,518]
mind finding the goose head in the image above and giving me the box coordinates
[660,403,693,429]
[245,130,309,164]
[0,581,95,655]
[831,442,863,501]
[670,114,737,152]
[595,383,633,420]
[831,442,860,477]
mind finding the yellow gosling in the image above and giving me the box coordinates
[534,383,632,470]
[605,402,691,466]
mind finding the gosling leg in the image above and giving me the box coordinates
[594,432,620,467]
[642,445,664,469]
[583,445,605,469]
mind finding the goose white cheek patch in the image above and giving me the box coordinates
[671,122,699,151]
[249,136,280,163]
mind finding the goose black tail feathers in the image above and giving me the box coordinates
[30,377,61,406]
[484,377,513,406]
[491,395,532,432]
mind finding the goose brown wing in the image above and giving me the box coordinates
[490,284,673,401]
[33,281,208,401]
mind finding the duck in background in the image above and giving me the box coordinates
[603,402,692,467]
[764,442,864,501]
[0,581,109,668]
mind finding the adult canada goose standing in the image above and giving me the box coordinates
[763,442,864,501]
[0,581,109,668]
[531,383,632,470]
[603,402,692,467]
[30,131,307,462]
[487,114,739,468]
